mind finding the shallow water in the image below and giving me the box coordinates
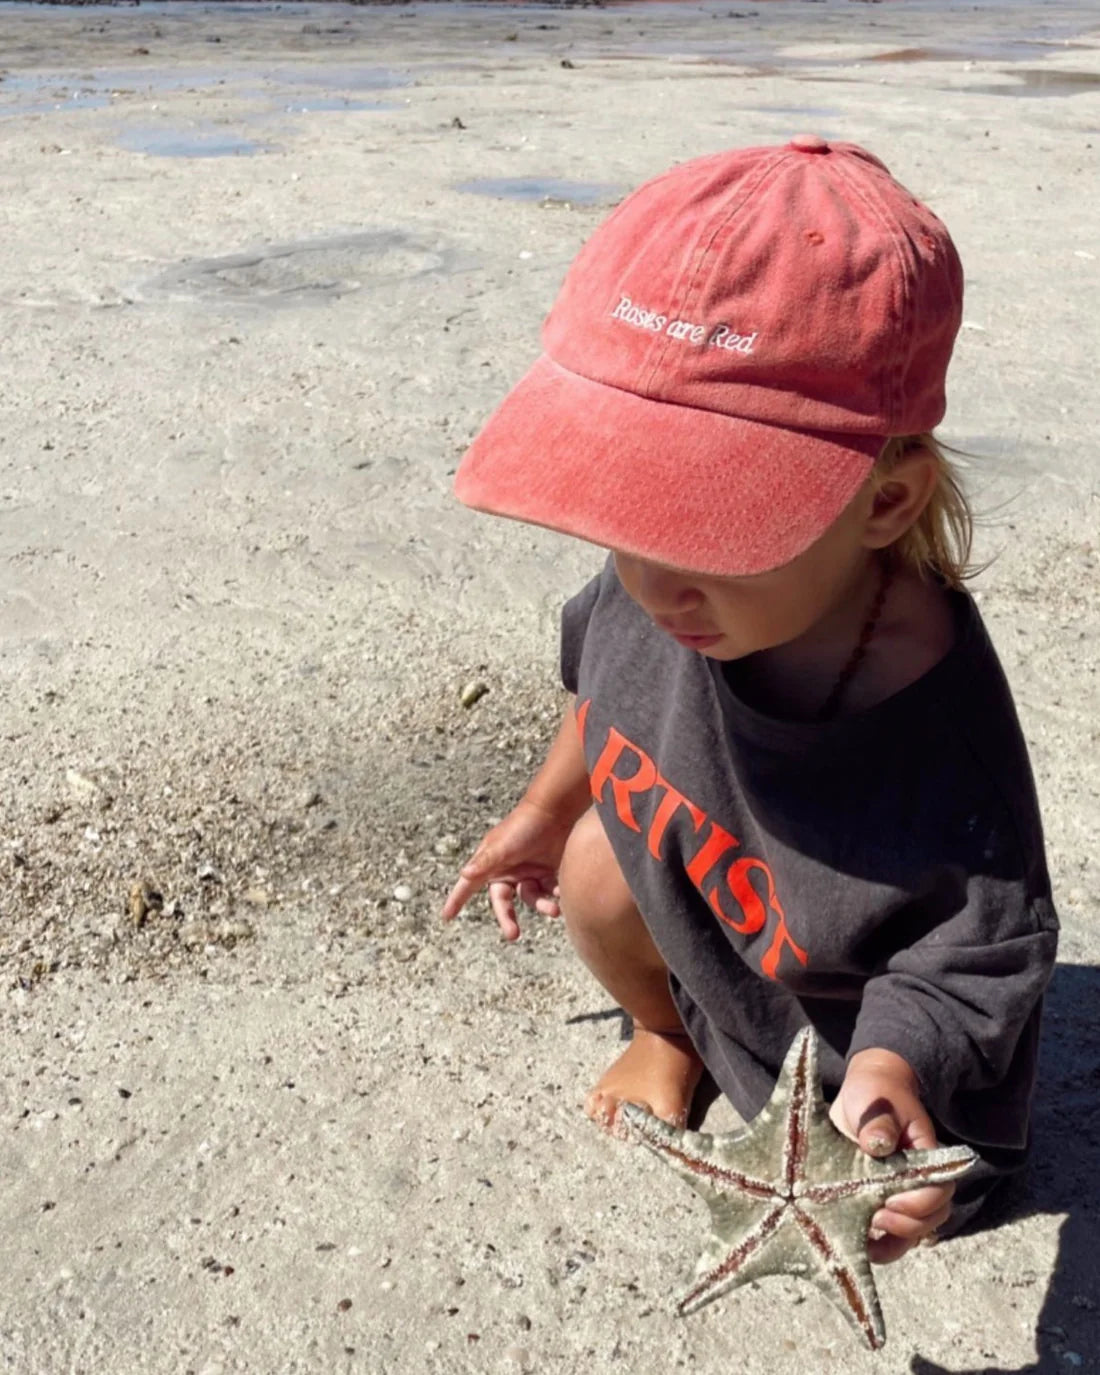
[0,63,410,118]
[277,96,399,112]
[986,67,1100,95]
[265,64,409,92]
[455,177,624,205]
[0,87,110,116]
[117,124,266,157]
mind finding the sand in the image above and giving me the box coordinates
[0,1,1098,1370]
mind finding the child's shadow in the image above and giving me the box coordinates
[911,960,1100,1374]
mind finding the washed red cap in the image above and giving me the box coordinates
[455,138,963,576]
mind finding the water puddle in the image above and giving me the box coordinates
[455,177,623,206]
[0,67,239,117]
[266,65,409,93]
[869,41,1095,63]
[863,47,1100,96]
[278,97,400,113]
[983,68,1100,96]
[791,66,1100,99]
[143,230,465,308]
[746,105,841,119]
[577,21,1097,74]
[0,86,110,117]
[0,64,409,119]
[118,125,265,158]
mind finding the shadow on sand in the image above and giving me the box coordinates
[573,960,1100,1371]
[912,961,1100,1374]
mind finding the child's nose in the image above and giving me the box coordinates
[635,563,702,614]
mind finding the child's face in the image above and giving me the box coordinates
[613,483,876,662]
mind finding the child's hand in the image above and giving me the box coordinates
[441,798,578,942]
[829,1048,956,1265]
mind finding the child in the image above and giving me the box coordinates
[441,138,1058,1262]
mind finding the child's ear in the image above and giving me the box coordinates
[862,448,939,551]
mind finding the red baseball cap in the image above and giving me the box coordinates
[454,137,963,576]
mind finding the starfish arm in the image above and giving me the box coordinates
[780,1028,819,1190]
[677,1203,789,1316]
[791,1204,887,1350]
[801,1143,977,1206]
[622,1104,777,1200]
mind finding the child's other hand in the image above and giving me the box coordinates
[441,798,577,942]
[830,1048,955,1265]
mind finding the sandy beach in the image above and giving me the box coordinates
[1,1,1098,1370]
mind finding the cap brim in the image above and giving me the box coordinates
[454,355,883,577]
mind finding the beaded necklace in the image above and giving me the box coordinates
[815,559,895,723]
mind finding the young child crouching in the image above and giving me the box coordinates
[442,138,1058,1263]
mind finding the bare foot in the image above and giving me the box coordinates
[584,1027,705,1137]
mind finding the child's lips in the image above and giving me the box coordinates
[657,621,722,650]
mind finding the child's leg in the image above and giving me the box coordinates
[558,807,704,1132]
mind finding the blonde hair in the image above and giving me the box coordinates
[874,433,975,589]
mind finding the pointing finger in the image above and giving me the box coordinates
[441,872,484,922]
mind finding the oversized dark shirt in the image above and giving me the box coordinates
[561,558,1058,1173]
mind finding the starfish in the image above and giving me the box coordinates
[623,1027,977,1350]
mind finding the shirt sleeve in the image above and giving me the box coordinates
[559,572,602,695]
[847,876,1058,1120]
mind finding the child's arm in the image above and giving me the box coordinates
[830,1049,956,1263]
[837,844,1057,1260]
[521,696,594,821]
[442,697,592,940]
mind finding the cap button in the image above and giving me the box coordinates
[789,134,830,154]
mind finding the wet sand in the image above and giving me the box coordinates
[1,2,1098,1371]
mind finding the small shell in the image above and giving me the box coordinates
[128,880,163,928]
[460,681,489,709]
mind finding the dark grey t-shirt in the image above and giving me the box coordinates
[561,558,1058,1175]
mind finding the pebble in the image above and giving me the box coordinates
[179,920,213,949]
[128,879,163,928]
[460,681,489,709]
[216,920,254,942]
[66,769,109,806]
[392,884,413,903]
